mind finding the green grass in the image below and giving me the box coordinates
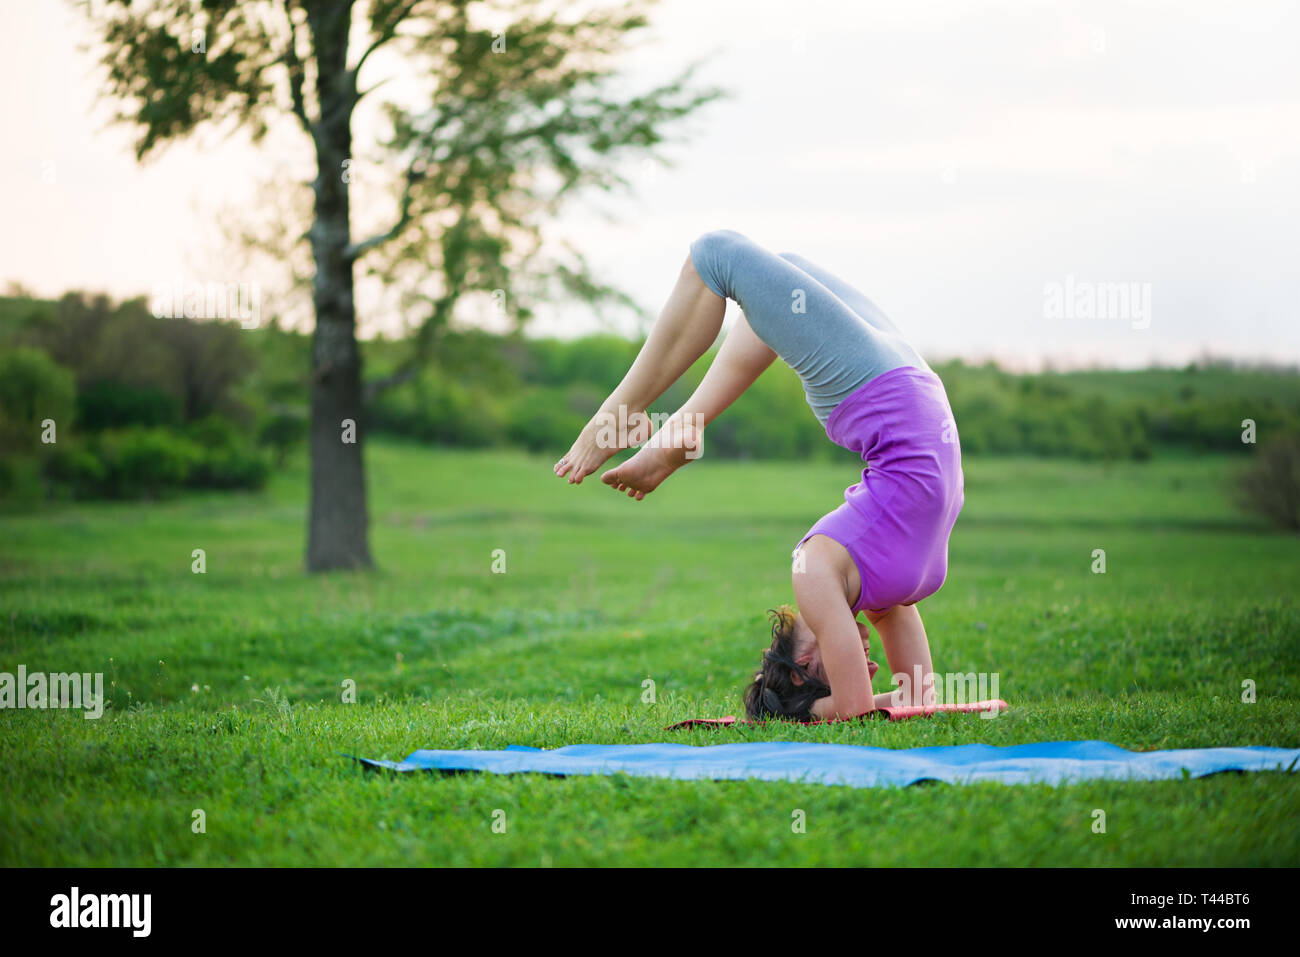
[1,441,1297,866]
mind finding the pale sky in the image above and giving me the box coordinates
[3,0,1299,369]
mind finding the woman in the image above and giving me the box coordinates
[553,229,964,722]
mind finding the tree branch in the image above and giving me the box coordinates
[362,363,419,401]
[355,75,395,103]
[281,0,312,136]
[343,164,424,261]
[351,0,420,80]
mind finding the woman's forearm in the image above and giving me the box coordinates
[812,688,937,721]
[872,604,937,707]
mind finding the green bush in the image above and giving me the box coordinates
[92,428,204,498]
[76,379,181,430]
[189,445,270,490]
[505,386,591,454]
[523,335,639,391]
[258,409,307,466]
[0,455,47,507]
[184,415,242,450]
[703,364,827,460]
[1234,432,1300,532]
[43,443,107,498]
[182,416,271,490]
[369,371,504,447]
[0,347,76,454]
[35,425,267,500]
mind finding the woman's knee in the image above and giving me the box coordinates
[695,227,747,246]
[689,230,754,301]
[692,228,751,264]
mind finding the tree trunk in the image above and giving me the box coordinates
[305,1,373,572]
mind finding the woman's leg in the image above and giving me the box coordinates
[666,311,778,428]
[686,230,920,424]
[601,313,778,499]
[554,254,726,484]
[560,229,921,486]
[776,251,905,338]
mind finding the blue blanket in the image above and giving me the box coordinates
[350,740,1300,788]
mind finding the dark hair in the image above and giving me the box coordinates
[742,604,829,722]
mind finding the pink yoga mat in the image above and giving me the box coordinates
[664,699,1008,730]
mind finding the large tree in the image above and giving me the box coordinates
[83,0,718,570]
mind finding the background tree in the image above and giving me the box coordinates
[82,0,719,570]
[1235,432,1300,533]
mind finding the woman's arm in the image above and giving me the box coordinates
[808,603,939,717]
[794,562,876,720]
[868,603,936,707]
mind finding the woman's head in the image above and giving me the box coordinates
[742,604,829,722]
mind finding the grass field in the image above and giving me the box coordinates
[1,440,1297,866]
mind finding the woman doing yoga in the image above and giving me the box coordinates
[552,230,964,722]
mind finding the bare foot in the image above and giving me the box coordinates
[554,406,653,485]
[600,416,703,500]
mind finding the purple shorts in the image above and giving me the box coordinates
[796,366,964,614]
